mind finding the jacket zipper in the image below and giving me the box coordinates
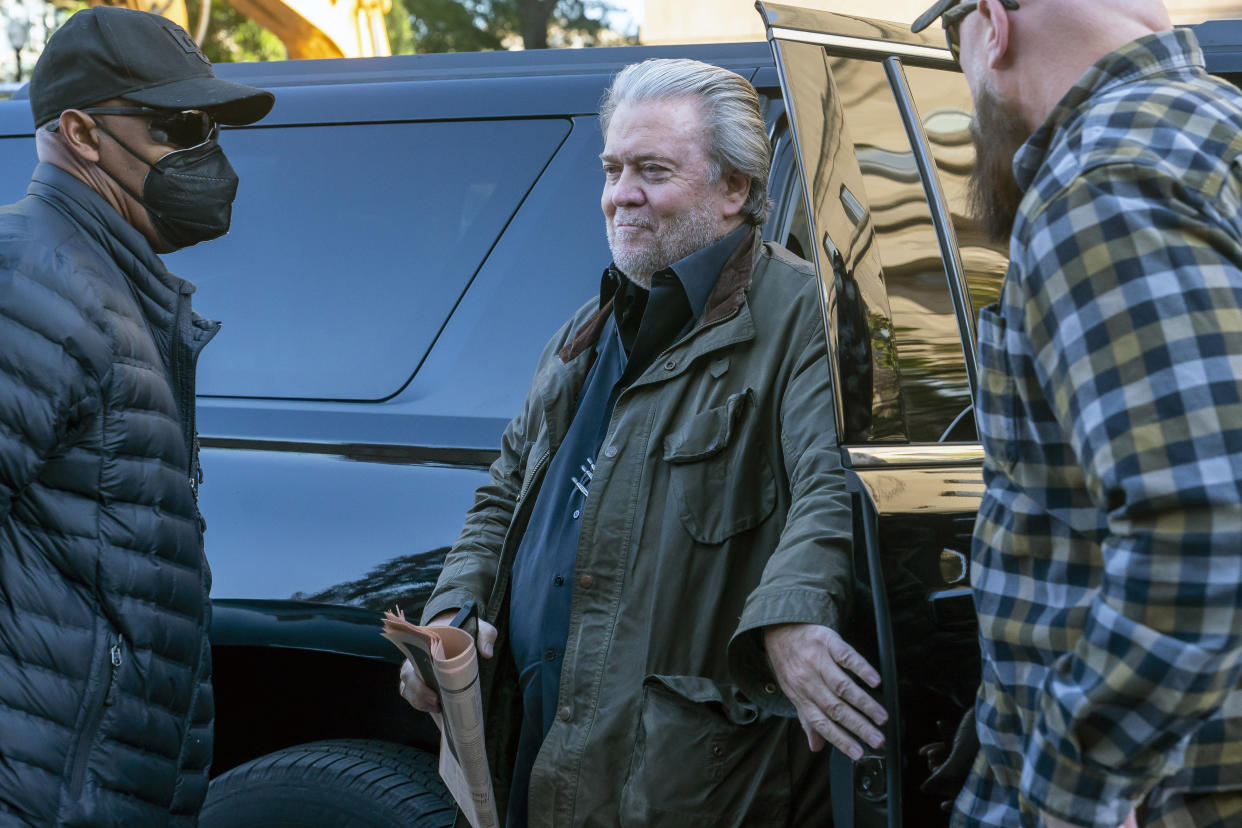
[517,448,552,505]
[67,633,123,799]
[171,293,204,533]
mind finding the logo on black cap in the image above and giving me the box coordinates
[165,25,210,65]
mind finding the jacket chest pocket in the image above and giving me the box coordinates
[662,389,776,545]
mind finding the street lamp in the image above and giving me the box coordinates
[7,9,29,84]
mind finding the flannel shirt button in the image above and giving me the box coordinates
[664,359,677,371]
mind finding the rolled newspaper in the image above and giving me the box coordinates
[383,608,499,828]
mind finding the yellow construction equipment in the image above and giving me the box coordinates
[87,0,391,59]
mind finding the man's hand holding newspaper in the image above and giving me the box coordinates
[398,610,497,712]
[384,606,500,828]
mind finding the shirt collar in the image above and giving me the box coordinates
[599,221,751,317]
[1012,28,1205,191]
[666,222,751,319]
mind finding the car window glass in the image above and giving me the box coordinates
[166,118,571,401]
[902,65,1008,320]
[770,41,908,444]
[766,128,814,261]
[831,56,973,442]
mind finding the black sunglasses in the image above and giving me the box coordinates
[49,106,217,149]
[943,0,1020,62]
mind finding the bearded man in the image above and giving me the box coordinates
[399,58,888,827]
[912,2,1242,827]
[0,7,272,825]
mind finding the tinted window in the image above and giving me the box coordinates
[766,128,814,262]
[167,118,571,400]
[832,57,972,441]
[903,65,1008,320]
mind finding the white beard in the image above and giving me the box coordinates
[607,200,722,288]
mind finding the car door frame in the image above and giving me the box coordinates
[757,4,988,826]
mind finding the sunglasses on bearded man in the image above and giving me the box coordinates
[942,0,1020,62]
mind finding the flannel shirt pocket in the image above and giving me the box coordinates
[976,302,1020,473]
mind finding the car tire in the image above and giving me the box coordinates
[199,739,456,828]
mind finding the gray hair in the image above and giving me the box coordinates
[600,58,772,226]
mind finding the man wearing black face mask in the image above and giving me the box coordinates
[0,7,272,826]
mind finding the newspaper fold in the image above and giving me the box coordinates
[383,608,499,828]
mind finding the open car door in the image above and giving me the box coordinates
[755,6,1242,826]
[754,4,1008,826]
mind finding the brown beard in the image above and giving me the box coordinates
[968,85,1030,244]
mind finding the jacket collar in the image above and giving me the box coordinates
[27,162,195,319]
[558,226,760,364]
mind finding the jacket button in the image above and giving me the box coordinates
[558,706,572,722]
[604,445,618,458]
[664,359,677,371]
[577,573,594,589]
[712,744,724,758]
[764,683,778,695]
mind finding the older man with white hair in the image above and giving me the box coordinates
[399,58,887,827]
[912,1,1242,827]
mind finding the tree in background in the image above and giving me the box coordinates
[32,0,630,65]
[395,0,628,52]
[184,0,286,62]
[398,0,504,52]
[182,0,626,58]
[511,0,609,49]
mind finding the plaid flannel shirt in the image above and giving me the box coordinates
[956,30,1242,828]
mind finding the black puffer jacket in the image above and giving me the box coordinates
[0,163,218,826]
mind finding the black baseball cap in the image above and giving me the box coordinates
[29,6,274,129]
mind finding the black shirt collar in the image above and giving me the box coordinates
[599,221,751,315]
[668,222,750,319]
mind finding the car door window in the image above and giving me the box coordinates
[830,56,975,442]
[166,118,571,401]
[901,65,1008,320]
[766,125,815,262]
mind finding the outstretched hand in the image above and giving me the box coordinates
[764,623,888,759]
[398,609,498,714]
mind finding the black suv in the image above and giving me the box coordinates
[1,6,1239,826]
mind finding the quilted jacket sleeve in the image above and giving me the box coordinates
[0,238,104,523]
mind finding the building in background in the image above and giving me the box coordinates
[641,0,1242,44]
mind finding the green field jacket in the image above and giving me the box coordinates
[424,231,853,827]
